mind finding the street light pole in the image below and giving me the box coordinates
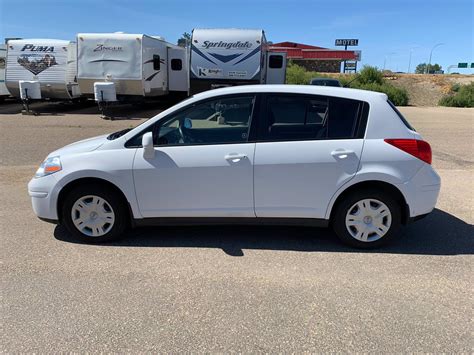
[408,48,413,73]
[383,52,396,71]
[426,43,445,74]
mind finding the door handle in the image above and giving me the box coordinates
[225,153,247,162]
[331,149,354,159]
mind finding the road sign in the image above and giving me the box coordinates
[471,63,474,68]
[458,63,468,68]
[335,39,358,46]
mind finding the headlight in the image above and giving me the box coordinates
[35,156,62,178]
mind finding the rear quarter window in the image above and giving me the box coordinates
[387,100,415,131]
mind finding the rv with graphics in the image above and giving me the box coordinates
[190,28,287,94]
[5,39,80,100]
[77,33,188,100]
[0,44,10,101]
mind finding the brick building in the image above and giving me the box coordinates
[269,41,359,73]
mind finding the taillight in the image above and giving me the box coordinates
[384,139,432,164]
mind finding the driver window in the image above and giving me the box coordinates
[156,95,255,146]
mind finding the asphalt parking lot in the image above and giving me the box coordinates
[0,101,472,352]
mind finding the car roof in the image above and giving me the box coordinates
[192,84,388,103]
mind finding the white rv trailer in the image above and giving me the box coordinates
[0,44,10,100]
[190,28,287,94]
[77,33,188,100]
[5,39,80,100]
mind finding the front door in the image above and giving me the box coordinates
[254,94,367,219]
[133,94,257,218]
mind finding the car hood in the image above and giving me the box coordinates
[49,134,109,157]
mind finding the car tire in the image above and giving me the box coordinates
[62,184,128,243]
[332,189,401,248]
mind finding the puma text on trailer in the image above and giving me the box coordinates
[5,39,80,100]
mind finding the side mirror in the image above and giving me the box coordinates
[142,132,155,159]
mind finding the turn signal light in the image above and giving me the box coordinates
[384,139,432,165]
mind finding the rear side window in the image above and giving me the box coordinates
[387,100,415,131]
[262,94,367,141]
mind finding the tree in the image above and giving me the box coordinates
[415,63,442,74]
[177,32,191,47]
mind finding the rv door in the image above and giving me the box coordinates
[265,52,287,84]
[167,47,189,94]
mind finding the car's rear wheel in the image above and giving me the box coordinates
[332,189,401,248]
[62,184,128,243]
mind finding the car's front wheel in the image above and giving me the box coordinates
[332,189,401,248]
[62,184,128,243]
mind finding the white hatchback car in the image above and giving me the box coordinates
[28,85,440,248]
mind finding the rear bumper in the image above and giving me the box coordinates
[402,164,441,218]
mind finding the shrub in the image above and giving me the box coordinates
[286,62,313,85]
[351,82,409,106]
[285,64,409,105]
[356,66,384,85]
[439,82,474,107]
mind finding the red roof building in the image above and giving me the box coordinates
[269,41,360,73]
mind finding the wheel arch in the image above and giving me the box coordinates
[56,177,134,224]
[327,180,410,225]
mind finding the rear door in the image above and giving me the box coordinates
[265,52,287,84]
[254,94,368,218]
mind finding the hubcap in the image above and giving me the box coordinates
[71,195,115,237]
[345,198,392,242]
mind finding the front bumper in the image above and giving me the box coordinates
[28,174,62,222]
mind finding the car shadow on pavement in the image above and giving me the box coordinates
[54,208,473,256]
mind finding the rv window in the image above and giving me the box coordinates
[171,59,182,71]
[0,58,5,69]
[153,55,161,70]
[269,55,283,69]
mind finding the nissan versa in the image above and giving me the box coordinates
[28,85,441,248]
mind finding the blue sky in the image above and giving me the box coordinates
[1,0,472,73]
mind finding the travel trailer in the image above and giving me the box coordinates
[77,33,189,101]
[0,44,10,101]
[190,28,287,94]
[5,39,80,100]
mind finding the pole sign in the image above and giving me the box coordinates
[354,50,362,61]
[335,39,358,46]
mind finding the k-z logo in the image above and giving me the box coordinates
[21,44,54,52]
[202,41,252,50]
[93,44,123,52]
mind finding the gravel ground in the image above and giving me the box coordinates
[0,101,472,352]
